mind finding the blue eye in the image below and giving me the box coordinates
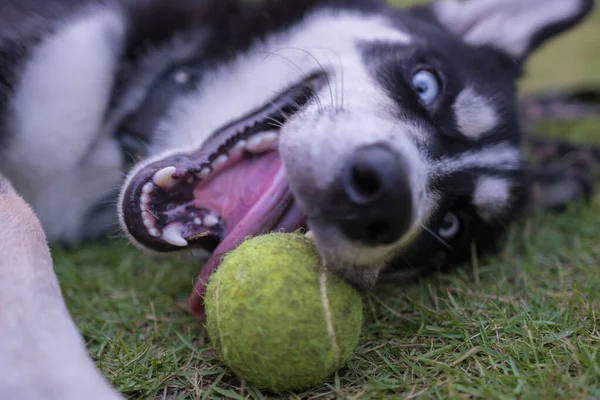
[438,212,460,239]
[411,70,440,105]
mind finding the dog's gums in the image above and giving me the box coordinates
[121,73,327,316]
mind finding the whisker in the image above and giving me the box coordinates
[312,47,346,111]
[255,49,325,112]
[420,224,454,251]
[107,226,127,240]
[264,47,335,108]
[265,116,285,129]
[268,46,334,110]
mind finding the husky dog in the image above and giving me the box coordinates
[0,0,595,397]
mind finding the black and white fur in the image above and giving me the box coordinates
[0,0,596,396]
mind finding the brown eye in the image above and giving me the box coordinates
[438,212,460,239]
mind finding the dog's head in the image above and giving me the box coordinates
[116,0,594,316]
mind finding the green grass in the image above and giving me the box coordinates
[54,2,600,399]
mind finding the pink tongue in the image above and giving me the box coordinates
[193,152,282,225]
[189,157,306,318]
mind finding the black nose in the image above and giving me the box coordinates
[335,143,413,246]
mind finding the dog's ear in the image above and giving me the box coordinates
[417,0,594,62]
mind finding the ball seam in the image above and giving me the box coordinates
[319,262,340,366]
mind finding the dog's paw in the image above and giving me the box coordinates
[522,87,600,123]
[528,135,600,175]
[522,87,600,205]
[528,162,595,212]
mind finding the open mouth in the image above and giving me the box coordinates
[121,73,326,318]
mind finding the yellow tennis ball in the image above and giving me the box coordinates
[204,232,363,392]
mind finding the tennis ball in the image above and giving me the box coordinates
[204,232,363,392]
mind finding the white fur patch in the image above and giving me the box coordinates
[7,8,124,176]
[434,0,583,57]
[150,10,412,154]
[435,142,522,176]
[473,176,511,220]
[2,8,126,242]
[453,87,498,139]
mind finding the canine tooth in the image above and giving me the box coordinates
[153,166,178,189]
[142,182,154,194]
[305,230,315,241]
[246,131,279,153]
[193,217,202,225]
[162,223,188,247]
[212,154,229,170]
[203,214,219,227]
[196,167,211,180]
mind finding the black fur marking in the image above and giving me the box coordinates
[0,40,34,148]
[363,36,522,158]
[179,0,386,68]
[110,0,248,129]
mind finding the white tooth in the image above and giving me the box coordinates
[162,223,188,247]
[196,167,211,180]
[245,136,263,151]
[142,182,154,194]
[212,154,229,170]
[230,140,247,155]
[246,131,279,153]
[140,193,150,205]
[149,228,160,237]
[193,218,202,225]
[203,214,219,227]
[305,230,315,241]
[143,218,153,229]
[153,166,178,189]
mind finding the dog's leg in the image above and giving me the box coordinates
[522,84,600,172]
[0,175,122,399]
[525,134,597,211]
[521,85,600,211]
[521,86,600,123]
[525,154,595,212]
[527,135,600,172]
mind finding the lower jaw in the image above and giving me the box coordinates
[188,166,307,318]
